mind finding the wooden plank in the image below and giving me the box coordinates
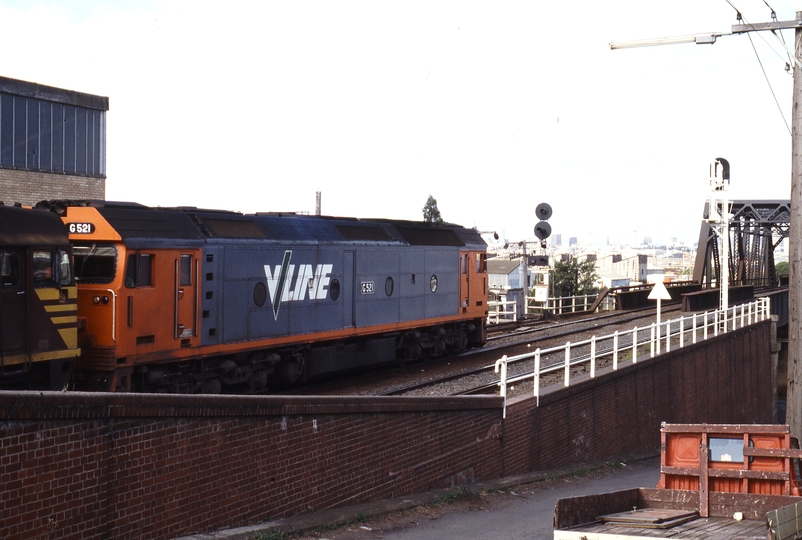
[660,465,701,476]
[596,508,697,524]
[767,500,802,540]
[744,446,802,459]
[661,424,790,435]
[708,468,790,481]
[553,488,640,529]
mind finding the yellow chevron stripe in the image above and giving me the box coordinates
[52,316,78,325]
[34,287,79,301]
[0,348,80,366]
[45,304,78,313]
[34,288,60,301]
[59,328,78,349]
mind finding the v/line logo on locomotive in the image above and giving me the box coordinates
[263,250,333,319]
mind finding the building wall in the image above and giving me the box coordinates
[0,76,108,205]
[0,169,104,205]
[0,322,773,539]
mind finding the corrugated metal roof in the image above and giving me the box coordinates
[487,259,521,275]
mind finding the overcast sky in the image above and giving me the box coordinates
[1,0,797,246]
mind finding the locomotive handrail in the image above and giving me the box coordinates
[106,289,117,342]
[495,297,771,412]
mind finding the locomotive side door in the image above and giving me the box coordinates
[174,252,199,340]
[460,252,470,311]
[0,249,25,355]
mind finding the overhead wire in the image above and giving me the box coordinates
[724,0,792,135]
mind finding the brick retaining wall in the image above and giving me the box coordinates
[0,321,773,539]
[500,321,773,474]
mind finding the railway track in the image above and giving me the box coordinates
[288,305,681,397]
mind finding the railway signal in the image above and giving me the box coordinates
[534,202,552,249]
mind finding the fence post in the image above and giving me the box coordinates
[692,313,697,344]
[665,319,671,352]
[650,323,655,357]
[704,311,709,340]
[613,331,619,370]
[564,342,571,387]
[534,349,541,406]
[632,326,638,363]
[679,316,684,348]
[494,355,508,419]
[590,336,596,378]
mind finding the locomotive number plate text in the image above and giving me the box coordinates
[67,222,95,234]
[360,281,375,294]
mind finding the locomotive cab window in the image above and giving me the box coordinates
[32,251,56,288]
[1,252,20,287]
[58,250,72,286]
[125,253,153,288]
[73,243,117,284]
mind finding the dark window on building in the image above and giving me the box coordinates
[0,95,12,167]
[51,102,63,171]
[40,101,52,171]
[26,98,39,169]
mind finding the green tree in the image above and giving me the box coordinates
[551,257,600,297]
[776,261,789,275]
[422,195,443,223]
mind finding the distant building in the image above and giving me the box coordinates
[642,236,652,246]
[554,233,562,246]
[487,257,531,290]
[595,254,648,283]
[569,237,577,247]
[0,75,109,206]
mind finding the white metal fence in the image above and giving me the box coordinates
[493,297,771,416]
[487,300,517,323]
[525,293,612,316]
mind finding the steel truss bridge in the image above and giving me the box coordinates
[693,200,790,289]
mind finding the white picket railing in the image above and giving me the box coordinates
[487,300,517,323]
[493,297,771,416]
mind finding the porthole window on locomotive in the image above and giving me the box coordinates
[253,282,267,307]
[330,278,341,301]
[430,274,438,293]
[385,276,394,296]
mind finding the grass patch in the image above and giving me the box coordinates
[426,486,472,507]
[251,532,286,540]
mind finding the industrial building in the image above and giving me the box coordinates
[0,76,108,205]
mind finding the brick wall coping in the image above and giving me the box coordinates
[0,392,503,420]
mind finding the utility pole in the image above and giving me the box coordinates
[612,11,802,438]
[789,12,802,441]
